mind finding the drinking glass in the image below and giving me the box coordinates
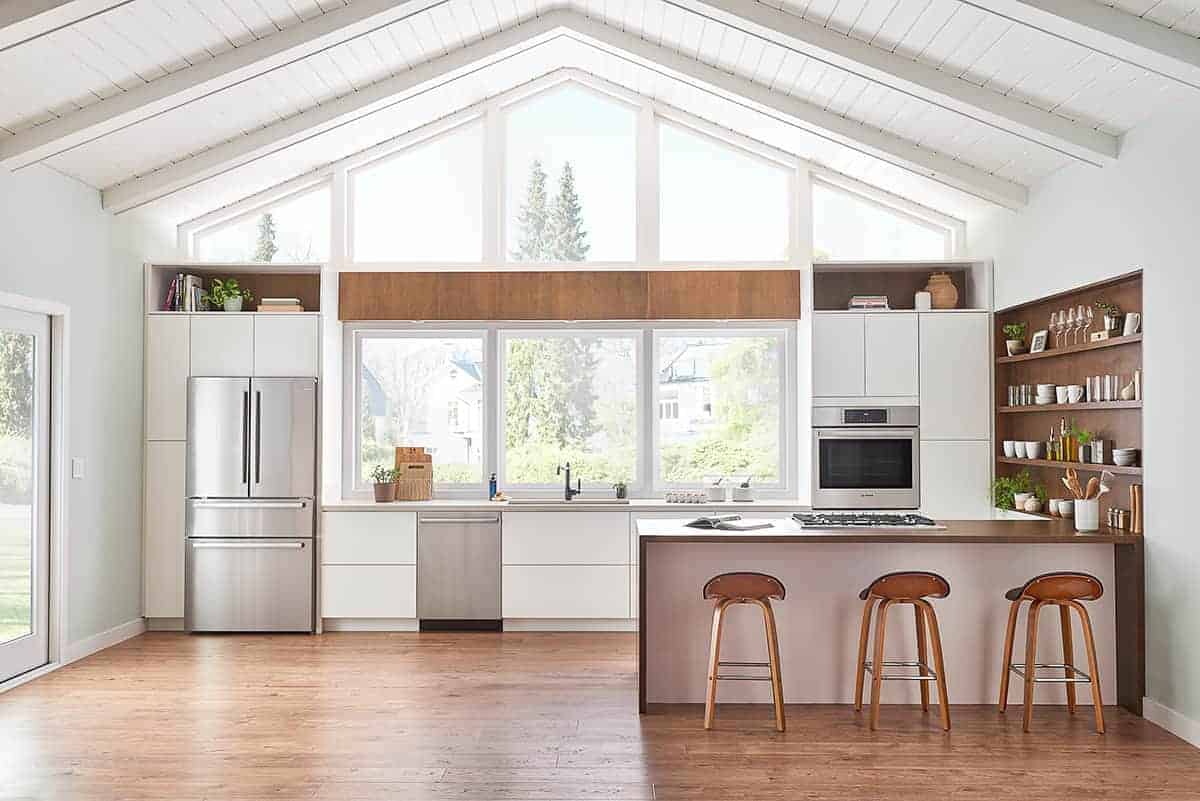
[1075,305,1087,344]
[1084,306,1094,340]
[1066,308,1077,345]
[1050,311,1059,347]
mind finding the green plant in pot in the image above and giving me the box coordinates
[991,469,1037,511]
[370,464,400,503]
[612,481,628,500]
[1071,425,1096,463]
[1095,300,1123,333]
[203,278,254,312]
[1002,322,1028,356]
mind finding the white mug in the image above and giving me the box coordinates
[1014,441,1028,458]
[1056,386,1069,404]
[1123,312,1141,336]
[1003,440,1016,458]
[1067,385,1085,403]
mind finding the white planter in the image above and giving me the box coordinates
[223,297,244,312]
[705,485,727,502]
[1075,499,1100,532]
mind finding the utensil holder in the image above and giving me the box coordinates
[1075,499,1100,532]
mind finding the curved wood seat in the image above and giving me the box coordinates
[859,571,951,601]
[1004,571,1103,602]
[703,572,786,602]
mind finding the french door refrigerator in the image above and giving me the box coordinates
[185,377,316,632]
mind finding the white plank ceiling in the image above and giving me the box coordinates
[0,0,1193,223]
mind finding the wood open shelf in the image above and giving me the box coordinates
[997,333,1142,364]
[999,401,1141,413]
[997,457,1142,475]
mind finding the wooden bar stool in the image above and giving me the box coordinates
[854,571,951,731]
[998,571,1105,734]
[702,572,786,732]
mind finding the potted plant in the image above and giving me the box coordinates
[1072,425,1095,463]
[1095,300,1123,334]
[731,476,754,502]
[990,469,1035,510]
[1002,322,1028,356]
[612,481,628,500]
[203,278,254,312]
[370,465,399,503]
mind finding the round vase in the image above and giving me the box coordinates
[924,272,959,309]
[223,297,244,312]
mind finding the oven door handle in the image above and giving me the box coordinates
[814,427,919,439]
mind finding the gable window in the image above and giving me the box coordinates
[812,180,953,260]
[193,184,331,263]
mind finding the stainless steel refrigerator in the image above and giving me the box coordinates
[184,377,317,632]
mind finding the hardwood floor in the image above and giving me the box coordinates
[2,632,1198,800]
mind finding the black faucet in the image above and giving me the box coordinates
[557,463,582,501]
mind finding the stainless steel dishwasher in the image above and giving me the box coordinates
[416,512,502,630]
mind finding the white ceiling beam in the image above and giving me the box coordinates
[0,0,453,170]
[101,14,565,213]
[962,0,1200,90]
[104,11,1026,214]
[0,0,129,51]
[670,0,1118,166]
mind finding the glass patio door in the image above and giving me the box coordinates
[0,307,50,683]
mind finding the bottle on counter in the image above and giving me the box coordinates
[488,472,498,500]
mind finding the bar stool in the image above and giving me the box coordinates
[702,572,786,732]
[998,571,1105,734]
[854,571,951,731]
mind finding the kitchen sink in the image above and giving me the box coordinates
[505,498,631,505]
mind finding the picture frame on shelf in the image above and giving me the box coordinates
[1030,329,1048,353]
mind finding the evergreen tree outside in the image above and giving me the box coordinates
[549,161,589,261]
[254,212,278,262]
[511,160,551,260]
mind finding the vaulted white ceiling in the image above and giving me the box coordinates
[0,0,1195,224]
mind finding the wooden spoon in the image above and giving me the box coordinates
[1066,468,1083,499]
[1084,477,1099,500]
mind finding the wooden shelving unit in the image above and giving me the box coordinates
[994,270,1143,521]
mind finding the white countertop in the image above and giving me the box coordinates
[322,498,811,513]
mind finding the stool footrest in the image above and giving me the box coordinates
[714,674,773,682]
[1009,663,1092,683]
[718,661,770,667]
[863,660,938,681]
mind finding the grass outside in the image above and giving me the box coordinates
[0,507,32,644]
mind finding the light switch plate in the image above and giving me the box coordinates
[71,457,85,479]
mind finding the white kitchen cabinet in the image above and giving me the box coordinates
[253,315,319,377]
[143,441,186,618]
[322,565,416,618]
[502,565,630,618]
[813,314,865,397]
[145,315,190,440]
[321,511,416,565]
[920,441,992,519]
[919,313,991,440]
[864,313,919,397]
[503,512,629,565]
[189,315,254,376]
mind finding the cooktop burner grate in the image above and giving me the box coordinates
[793,513,940,528]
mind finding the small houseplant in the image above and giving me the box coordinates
[612,481,628,500]
[203,278,254,312]
[1072,425,1095,463]
[1095,300,1123,333]
[990,469,1035,510]
[1002,322,1028,356]
[370,464,400,503]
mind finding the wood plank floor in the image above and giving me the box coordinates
[2,632,1198,800]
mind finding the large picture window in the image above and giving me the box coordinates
[812,181,952,260]
[193,184,331,262]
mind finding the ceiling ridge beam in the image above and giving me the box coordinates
[0,0,130,51]
[667,0,1118,166]
[961,0,1200,90]
[0,0,455,170]
[102,11,1026,214]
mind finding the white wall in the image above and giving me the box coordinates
[0,166,148,646]
[969,103,1200,732]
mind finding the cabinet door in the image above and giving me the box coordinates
[145,315,190,440]
[254,315,318,377]
[502,565,630,618]
[322,565,416,618]
[190,316,254,376]
[503,512,629,565]
[813,314,865,397]
[920,440,992,519]
[144,441,186,618]
[865,313,919,397]
[919,313,991,440]
[321,512,416,564]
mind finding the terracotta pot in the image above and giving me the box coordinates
[924,272,959,309]
[373,482,397,503]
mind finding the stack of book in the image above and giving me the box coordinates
[164,274,204,311]
[257,297,304,313]
[848,295,890,311]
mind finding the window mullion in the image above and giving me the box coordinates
[483,102,503,266]
[635,103,659,266]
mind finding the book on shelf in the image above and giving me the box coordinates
[257,297,305,312]
[164,273,204,311]
[848,295,890,310]
[685,514,775,531]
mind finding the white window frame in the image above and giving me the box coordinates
[811,176,962,261]
[183,179,333,263]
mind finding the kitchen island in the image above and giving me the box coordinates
[637,516,1144,715]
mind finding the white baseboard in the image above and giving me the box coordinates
[503,618,637,632]
[145,617,185,631]
[64,618,146,664]
[1144,697,1200,749]
[322,618,420,632]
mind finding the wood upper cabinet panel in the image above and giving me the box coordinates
[340,270,800,320]
[646,270,801,319]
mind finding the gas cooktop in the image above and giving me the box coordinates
[793,513,945,530]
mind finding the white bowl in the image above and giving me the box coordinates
[1014,441,1028,458]
[1037,384,1056,392]
[1024,441,1044,459]
[1003,440,1016,458]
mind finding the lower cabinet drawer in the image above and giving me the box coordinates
[321,511,416,564]
[321,565,416,618]
[502,565,630,619]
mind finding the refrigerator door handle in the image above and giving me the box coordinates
[254,390,262,485]
[241,390,250,487]
[191,541,307,550]
[191,501,309,510]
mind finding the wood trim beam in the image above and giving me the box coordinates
[962,0,1200,91]
[0,0,452,169]
[0,0,130,51]
[671,0,1118,166]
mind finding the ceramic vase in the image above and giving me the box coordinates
[924,272,959,309]
[223,296,244,312]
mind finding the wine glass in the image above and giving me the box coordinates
[1084,306,1094,341]
[1052,310,1063,347]
[1075,304,1087,344]
[1066,307,1077,345]
[1049,311,1058,348]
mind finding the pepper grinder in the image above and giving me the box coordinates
[1130,484,1143,534]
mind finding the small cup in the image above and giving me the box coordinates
[1003,440,1016,458]
[1014,441,1028,458]
[1055,386,1069,404]
[1067,385,1085,403]
[706,485,727,502]
[1024,441,1043,459]
[1013,492,1033,509]
[1058,499,1074,518]
[1048,498,1061,516]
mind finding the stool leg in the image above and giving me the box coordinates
[998,599,1022,713]
[757,599,786,733]
[1059,604,1077,713]
[917,600,951,732]
[854,598,876,712]
[704,599,731,730]
[1069,600,1105,734]
[869,599,893,731]
[914,602,930,712]
[1022,600,1044,733]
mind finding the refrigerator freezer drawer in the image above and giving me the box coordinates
[185,538,314,632]
[186,498,314,539]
